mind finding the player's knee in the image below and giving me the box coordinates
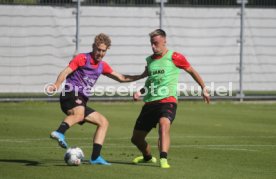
[98,116,109,128]
[102,118,109,128]
[131,136,139,145]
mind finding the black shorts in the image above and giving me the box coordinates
[60,91,95,124]
[134,102,177,132]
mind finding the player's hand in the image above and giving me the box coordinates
[47,84,57,93]
[133,91,142,101]
[44,83,58,96]
[202,87,210,104]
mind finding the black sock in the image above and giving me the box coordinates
[143,154,152,161]
[91,143,102,160]
[56,122,70,134]
[160,152,167,159]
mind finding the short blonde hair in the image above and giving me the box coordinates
[93,33,111,48]
[149,29,166,38]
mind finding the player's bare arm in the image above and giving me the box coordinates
[185,66,210,103]
[47,66,73,92]
[105,67,148,83]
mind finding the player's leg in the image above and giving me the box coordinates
[50,106,84,148]
[64,106,85,125]
[50,106,85,149]
[158,117,171,168]
[50,92,86,149]
[157,102,177,168]
[131,104,159,164]
[131,130,157,164]
[84,111,111,165]
[131,130,150,155]
[85,111,109,146]
[158,117,171,153]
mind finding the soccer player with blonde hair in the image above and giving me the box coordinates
[48,33,147,165]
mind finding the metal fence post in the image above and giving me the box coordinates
[72,0,81,56]
[156,0,167,29]
[237,0,247,102]
[76,0,81,54]
[160,0,164,29]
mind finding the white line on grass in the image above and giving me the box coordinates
[1,135,276,142]
[0,143,275,152]
[70,144,274,152]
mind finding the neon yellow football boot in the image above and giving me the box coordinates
[160,158,170,168]
[132,156,157,164]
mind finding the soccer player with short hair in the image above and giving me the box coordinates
[47,33,147,165]
[131,29,210,168]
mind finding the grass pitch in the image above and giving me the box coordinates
[0,101,275,179]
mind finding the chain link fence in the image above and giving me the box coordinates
[0,0,276,7]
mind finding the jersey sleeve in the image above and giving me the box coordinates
[68,54,86,71]
[172,52,191,70]
[102,61,113,74]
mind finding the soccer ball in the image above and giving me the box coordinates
[64,147,84,166]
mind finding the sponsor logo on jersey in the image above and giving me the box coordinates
[75,99,83,104]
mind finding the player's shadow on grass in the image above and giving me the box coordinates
[107,160,160,168]
[0,159,43,166]
[42,159,67,167]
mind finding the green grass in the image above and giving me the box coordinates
[0,101,276,179]
[0,90,276,98]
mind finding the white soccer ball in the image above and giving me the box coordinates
[64,147,85,166]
